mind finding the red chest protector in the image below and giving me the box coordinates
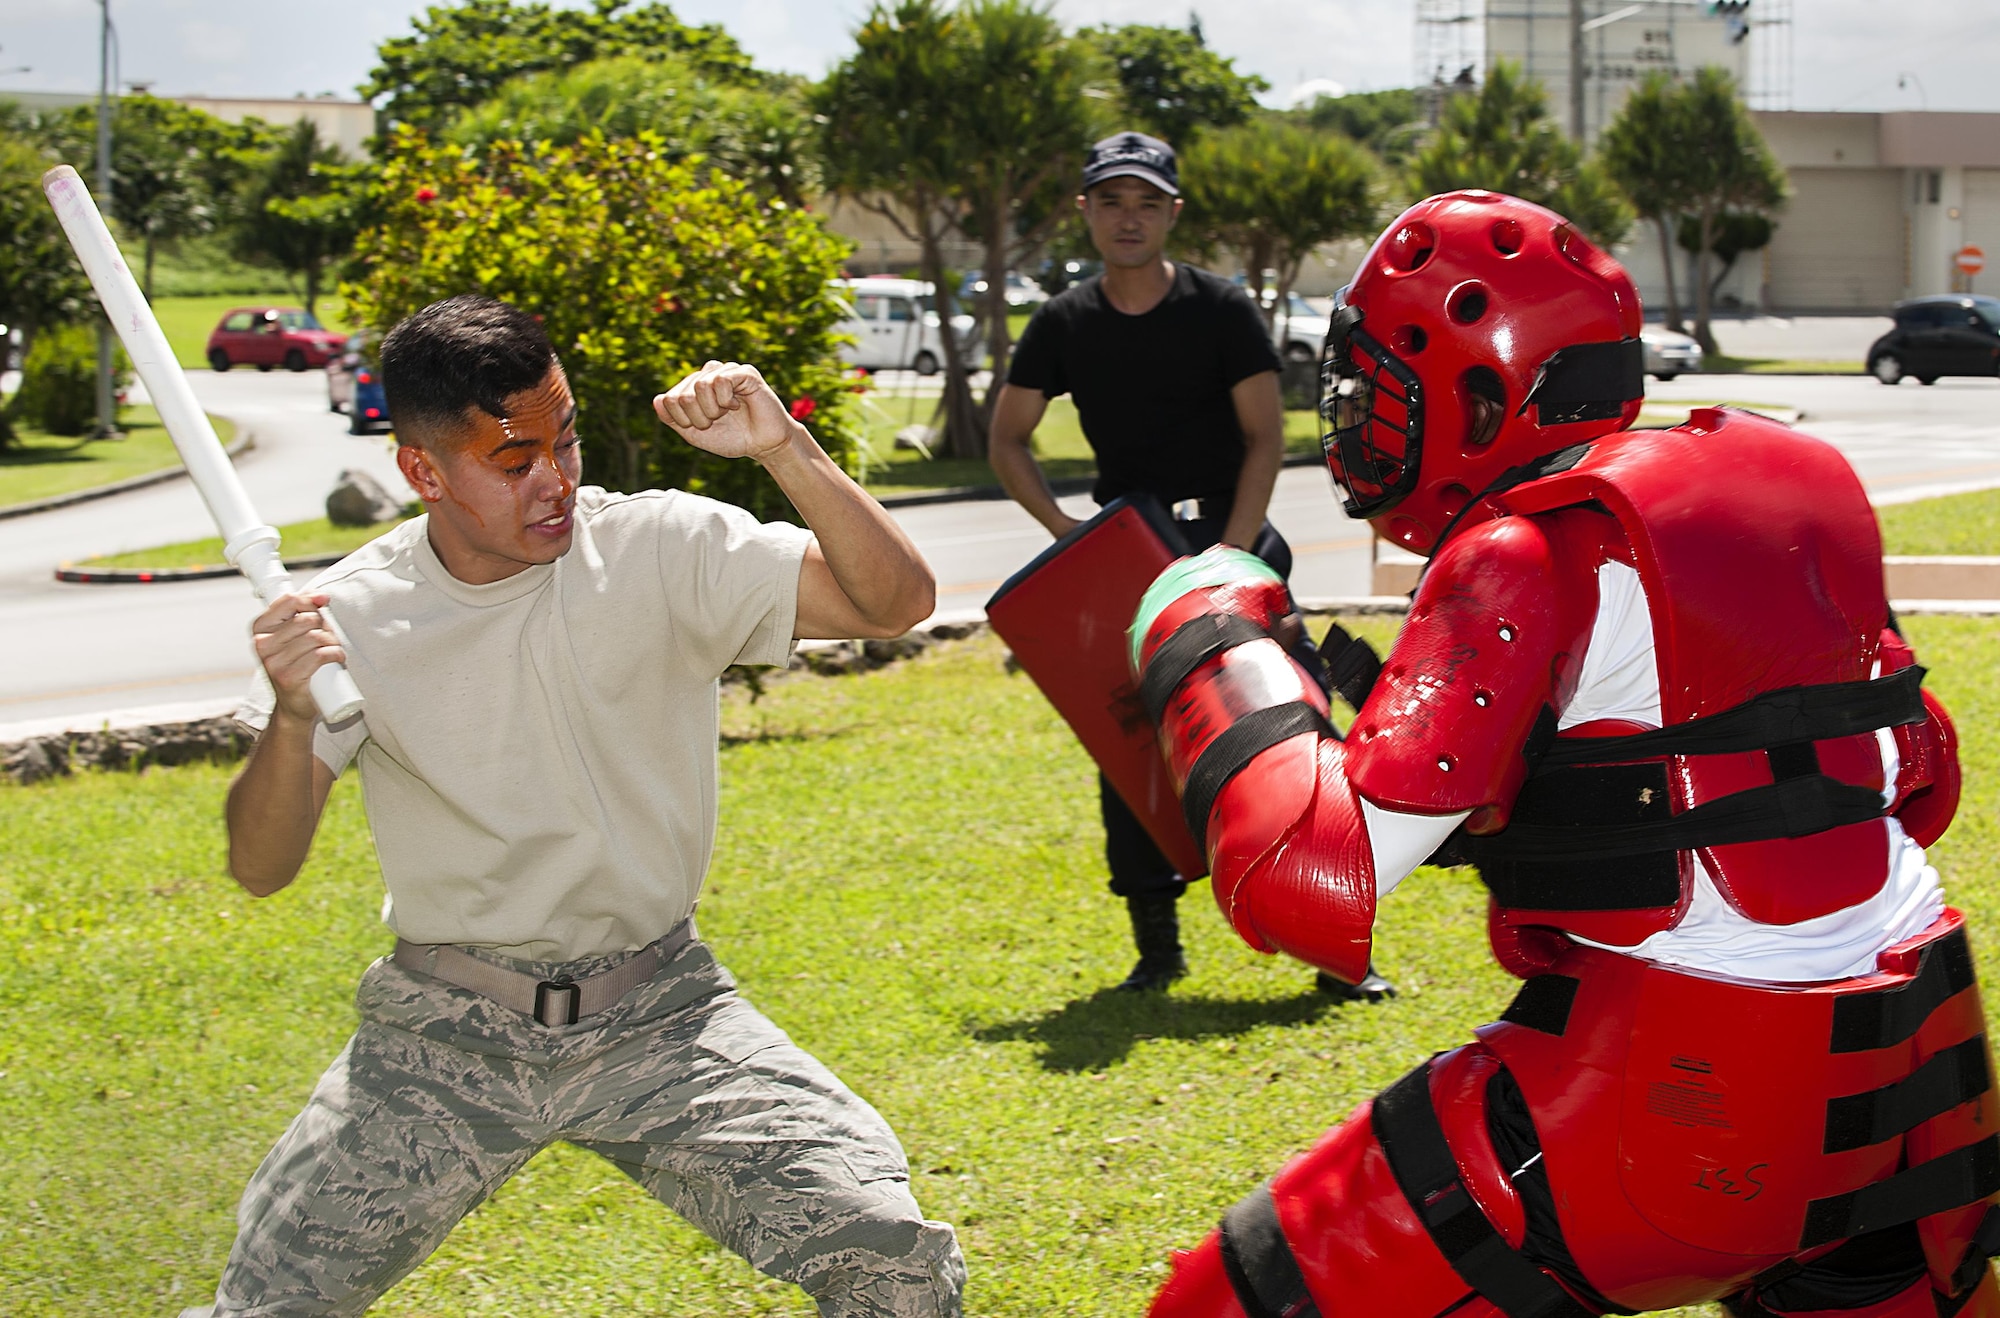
[1353,409,1949,950]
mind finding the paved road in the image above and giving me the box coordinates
[1,369,1995,736]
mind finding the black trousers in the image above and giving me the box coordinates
[1102,516,1302,898]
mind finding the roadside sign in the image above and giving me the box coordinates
[1956,245,1986,276]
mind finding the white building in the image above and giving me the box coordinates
[1,89,373,160]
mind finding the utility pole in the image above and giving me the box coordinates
[1568,0,1584,142]
[94,0,120,438]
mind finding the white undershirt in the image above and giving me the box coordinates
[1363,560,1942,982]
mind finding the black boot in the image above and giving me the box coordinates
[1116,893,1187,992]
[1315,962,1396,1002]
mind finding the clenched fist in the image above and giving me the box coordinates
[253,592,345,723]
[654,361,806,463]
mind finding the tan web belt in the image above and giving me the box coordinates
[392,918,694,1027]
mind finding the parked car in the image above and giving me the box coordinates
[830,278,981,375]
[957,270,1050,308]
[1641,326,1703,381]
[1867,295,2000,385]
[1264,291,1332,363]
[326,331,389,434]
[206,306,346,373]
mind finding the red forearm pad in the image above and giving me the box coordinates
[1213,738,1377,984]
[1895,687,1961,847]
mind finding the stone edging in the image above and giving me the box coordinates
[0,425,255,521]
[873,451,1324,509]
[55,549,347,585]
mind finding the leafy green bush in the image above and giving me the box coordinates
[6,323,125,437]
[344,130,857,519]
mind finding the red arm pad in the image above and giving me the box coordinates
[1346,513,1597,831]
[1878,627,1962,847]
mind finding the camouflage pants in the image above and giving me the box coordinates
[182,929,964,1317]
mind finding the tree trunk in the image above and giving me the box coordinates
[918,221,986,460]
[1653,213,1685,334]
[979,194,1013,425]
[304,261,320,318]
[1246,236,1277,330]
[143,233,157,302]
[1692,209,1718,355]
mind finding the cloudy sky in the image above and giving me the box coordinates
[3,0,1997,115]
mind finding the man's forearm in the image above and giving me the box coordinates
[989,432,1072,536]
[1224,430,1282,548]
[224,711,322,896]
[760,426,934,632]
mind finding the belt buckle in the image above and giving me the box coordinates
[1171,498,1203,522]
[534,977,580,1026]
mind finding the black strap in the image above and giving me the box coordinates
[1799,1136,2000,1250]
[1500,976,1582,1037]
[1217,1184,1321,1318]
[1318,621,1382,710]
[1832,927,1979,1054]
[1537,666,1926,769]
[1141,613,1276,725]
[1951,1205,2000,1296]
[1523,339,1646,426]
[1372,1062,1597,1318]
[1182,702,1331,848]
[1824,1037,1991,1154]
[1426,442,1595,565]
[1466,772,1889,867]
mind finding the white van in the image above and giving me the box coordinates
[831,278,981,375]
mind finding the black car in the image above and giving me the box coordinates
[1867,295,2000,385]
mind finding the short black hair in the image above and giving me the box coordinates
[379,295,556,446]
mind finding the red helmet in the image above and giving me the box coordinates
[1320,191,1645,554]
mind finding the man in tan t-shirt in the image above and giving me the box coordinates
[184,295,963,1317]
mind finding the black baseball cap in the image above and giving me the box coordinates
[1081,131,1179,197]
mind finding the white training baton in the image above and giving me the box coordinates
[42,164,365,723]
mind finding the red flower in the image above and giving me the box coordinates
[789,396,817,422]
[415,186,437,203]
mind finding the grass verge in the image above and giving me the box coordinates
[152,294,354,370]
[21,611,2000,1315]
[1703,355,1865,375]
[0,408,234,508]
[850,386,1322,496]
[1879,485,2000,555]
[70,511,420,571]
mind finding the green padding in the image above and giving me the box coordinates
[1129,547,1283,669]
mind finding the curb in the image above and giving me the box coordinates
[0,425,254,521]
[56,548,347,585]
[873,451,1325,509]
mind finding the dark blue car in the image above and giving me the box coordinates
[326,331,390,435]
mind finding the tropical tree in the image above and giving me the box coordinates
[1677,209,1774,308]
[1078,23,1265,149]
[1408,60,1632,246]
[362,0,759,136]
[1672,67,1787,352]
[1295,87,1425,164]
[448,54,818,205]
[233,121,367,316]
[818,0,1098,459]
[1180,118,1376,334]
[38,95,250,297]
[1600,71,1693,332]
[347,130,856,516]
[0,131,92,445]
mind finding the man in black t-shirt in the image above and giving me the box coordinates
[991,132,1356,995]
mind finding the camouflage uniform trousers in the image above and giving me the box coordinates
[181,926,964,1317]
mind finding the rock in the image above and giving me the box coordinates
[927,621,983,641]
[893,425,938,454]
[326,469,405,527]
[3,737,67,785]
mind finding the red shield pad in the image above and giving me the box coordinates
[986,497,1208,880]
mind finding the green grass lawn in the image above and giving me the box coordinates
[19,607,2000,1315]
[70,511,421,571]
[1704,355,1865,375]
[849,386,1322,496]
[152,293,355,370]
[0,407,234,508]
[1880,485,2000,555]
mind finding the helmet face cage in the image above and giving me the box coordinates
[1320,317,1425,520]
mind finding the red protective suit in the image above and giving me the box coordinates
[1135,409,1995,1318]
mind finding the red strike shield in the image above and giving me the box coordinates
[986,497,1208,880]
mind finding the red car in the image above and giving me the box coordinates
[205,306,346,373]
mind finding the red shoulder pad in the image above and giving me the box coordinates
[1878,628,1961,847]
[1347,514,1597,822]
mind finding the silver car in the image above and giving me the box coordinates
[1640,326,1703,381]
